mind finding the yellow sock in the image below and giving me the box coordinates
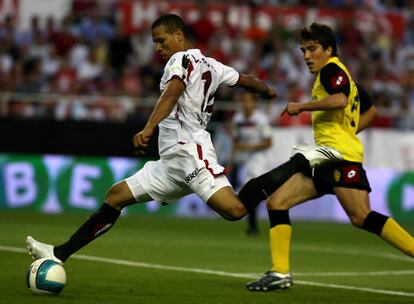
[381,218,414,257]
[269,224,292,273]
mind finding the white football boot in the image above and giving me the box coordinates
[26,236,63,265]
[292,143,343,168]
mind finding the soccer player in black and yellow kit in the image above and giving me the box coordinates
[241,23,414,291]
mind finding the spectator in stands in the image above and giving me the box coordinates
[49,16,78,57]
[119,66,141,97]
[52,56,77,94]
[78,11,114,43]
[0,2,412,127]
[16,58,43,94]
[109,23,133,77]
[189,0,216,51]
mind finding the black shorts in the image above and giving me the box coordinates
[304,161,372,196]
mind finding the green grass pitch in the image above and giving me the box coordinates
[0,211,413,304]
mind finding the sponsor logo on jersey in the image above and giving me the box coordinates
[347,170,356,179]
[330,71,348,89]
[342,165,361,183]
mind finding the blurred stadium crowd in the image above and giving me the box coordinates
[1,0,414,129]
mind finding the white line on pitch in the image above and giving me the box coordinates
[294,244,414,263]
[297,270,414,276]
[1,245,414,298]
[250,270,414,277]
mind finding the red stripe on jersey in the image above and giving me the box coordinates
[196,143,203,159]
[186,61,194,81]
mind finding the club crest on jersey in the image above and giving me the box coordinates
[181,54,194,81]
[182,54,190,68]
[333,169,341,182]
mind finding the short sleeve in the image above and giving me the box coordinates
[217,62,239,86]
[320,63,350,96]
[356,83,373,114]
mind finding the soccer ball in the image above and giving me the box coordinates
[26,258,66,295]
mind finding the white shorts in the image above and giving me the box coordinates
[125,142,231,203]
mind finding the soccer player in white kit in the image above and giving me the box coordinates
[230,92,273,235]
[26,14,278,264]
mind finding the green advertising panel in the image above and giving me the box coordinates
[0,154,178,216]
[56,156,115,211]
[0,154,49,211]
[0,153,413,222]
[387,172,414,223]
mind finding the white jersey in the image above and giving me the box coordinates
[232,109,272,180]
[158,49,239,155]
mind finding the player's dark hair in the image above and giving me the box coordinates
[151,14,189,38]
[300,23,337,56]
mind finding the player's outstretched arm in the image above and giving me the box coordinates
[236,73,277,99]
[281,92,348,116]
[133,78,185,154]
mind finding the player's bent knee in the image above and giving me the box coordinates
[105,182,135,210]
[105,188,125,210]
[232,204,247,221]
[349,214,366,228]
[266,198,289,210]
[224,205,246,221]
[349,209,373,228]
